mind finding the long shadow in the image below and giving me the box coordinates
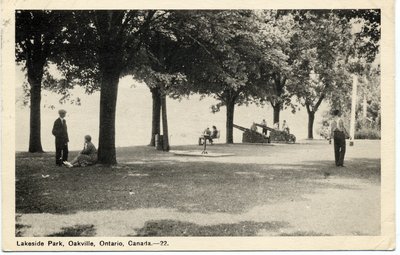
[47,224,96,237]
[15,152,380,216]
[302,158,380,181]
[131,220,289,237]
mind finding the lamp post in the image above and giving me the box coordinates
[349,74,358,146]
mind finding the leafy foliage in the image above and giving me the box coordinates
[288,12,354,113]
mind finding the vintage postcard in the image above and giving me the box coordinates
[1,0,395,251]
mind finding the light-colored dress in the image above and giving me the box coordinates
[76,142,98,166]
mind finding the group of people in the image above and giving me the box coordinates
[250,119,290,135]
[52,109,97,168]
[52,108,349,168]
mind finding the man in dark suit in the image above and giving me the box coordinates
[330,109,349,167]
[52,109,69,166]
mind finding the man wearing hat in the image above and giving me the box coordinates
[52,109,69,166]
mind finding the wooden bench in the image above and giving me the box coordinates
[198,131,220,145]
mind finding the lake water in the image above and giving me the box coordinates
[15,76,327,151]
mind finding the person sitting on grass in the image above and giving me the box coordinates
[64,135,97,168]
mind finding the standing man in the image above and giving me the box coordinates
[330,110,349,167]
[282,120,290,134]
[261,119,268,135]
[52,109,69,166]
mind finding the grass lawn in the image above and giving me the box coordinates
[15,140,380,237]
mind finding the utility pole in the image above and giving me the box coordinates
[349,74,358,146]
[161,93,170,152]
[362,94,367,119]
[362,76,369,120]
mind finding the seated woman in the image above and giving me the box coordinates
[64,135,97,168]
[211,126,219,139]
[210,126,219,144]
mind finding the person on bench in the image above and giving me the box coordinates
[208,126,220,144]
[211,126,218,140]
[199,126,219,145]
[199,127,212,145]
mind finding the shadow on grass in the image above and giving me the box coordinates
[15,146,380,215]
[301,158,380,180]
[16,223,30,237]
[131,220,288,236]
[279,231,330,236]
[47,224,96,237]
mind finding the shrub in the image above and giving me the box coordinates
[355,128,381,140]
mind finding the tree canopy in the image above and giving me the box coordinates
[16,9,381,158]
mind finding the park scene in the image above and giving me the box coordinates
[15,9,381,237]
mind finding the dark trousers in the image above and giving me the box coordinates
[55,142,69,165]
[333,131,346,166]
[262,128,267,135]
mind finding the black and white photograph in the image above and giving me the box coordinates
[2,0,395,251]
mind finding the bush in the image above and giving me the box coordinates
[355,128,381,140]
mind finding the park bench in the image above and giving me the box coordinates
[198,130,220,145]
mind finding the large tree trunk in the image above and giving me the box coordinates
[149,87,161,146]
[272,103,281,126]
[97,68,120,165]
[306,95,324,140]
[28,77,44,153]
[161,94,170,151]
[26,48,46,153]
[307,111,315,139]
[94,11,127,164]
[226,100,235,144]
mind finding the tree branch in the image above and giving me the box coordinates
[314,93,325,112]
[171,27,213,56]
[215,92,224,101]
[305,103,311,113]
